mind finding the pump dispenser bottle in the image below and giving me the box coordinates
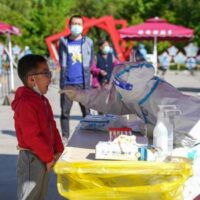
[153,105,177,154]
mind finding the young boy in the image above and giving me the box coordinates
[11,54,64,200]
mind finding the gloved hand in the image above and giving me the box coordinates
[59,88,77,101]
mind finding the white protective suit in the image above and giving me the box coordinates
[67,62,200,147]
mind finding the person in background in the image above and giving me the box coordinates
[12,44,21,63]
[158,53,170,79]
[0,42,4,74]
[186,57,196,75]
[11,54,64,200]
[129,46,146,62]
[138,44,147,60]
[91,39,120,89]
[18,46,32,59]
[24,46,32,55]
[59,15,94,143]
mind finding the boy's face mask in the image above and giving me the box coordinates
[70,25,83,36]
[32,76,42,95]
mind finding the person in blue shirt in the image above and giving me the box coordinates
[158,53,171,79]
[138,44,147,61]
[24,46,32,55]
[129,46,146,62]
[59,15,94,143]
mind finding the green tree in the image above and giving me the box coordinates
[0,0,199,55]
[0,0,75,54]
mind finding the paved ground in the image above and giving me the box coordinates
[0,69,200,200]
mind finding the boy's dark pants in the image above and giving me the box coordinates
[17,151,49,200]
[60,84,90,139]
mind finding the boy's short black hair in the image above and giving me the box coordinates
[17,54,46,85]
[69,15,83,26]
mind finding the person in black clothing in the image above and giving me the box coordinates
[95,39,119,88]
[129,46,146,62]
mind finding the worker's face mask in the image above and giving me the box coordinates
[113,75,133,102]
[70,25,83,36]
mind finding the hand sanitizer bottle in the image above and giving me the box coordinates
[153,105,169,154]
[153,105,177,151]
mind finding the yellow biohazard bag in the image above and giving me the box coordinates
[54,160,192,200]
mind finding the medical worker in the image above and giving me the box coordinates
[61,61,200,147]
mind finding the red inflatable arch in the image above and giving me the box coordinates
[45,16,132,62]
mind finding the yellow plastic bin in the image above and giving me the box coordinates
[54,160,192,200]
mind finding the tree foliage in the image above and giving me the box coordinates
[0,0,199,55]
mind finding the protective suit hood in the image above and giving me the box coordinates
[112,62,155,103]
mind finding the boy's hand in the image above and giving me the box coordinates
[46,159,55,172]
[54,152,62,162]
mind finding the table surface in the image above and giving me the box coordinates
[61,126,109,161]
[61,124,149,161]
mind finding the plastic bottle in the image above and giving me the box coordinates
[153,105,169,154]
[153,105,177,153]
[165,110,181,153]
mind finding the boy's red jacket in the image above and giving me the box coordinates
[11,86,64,163]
